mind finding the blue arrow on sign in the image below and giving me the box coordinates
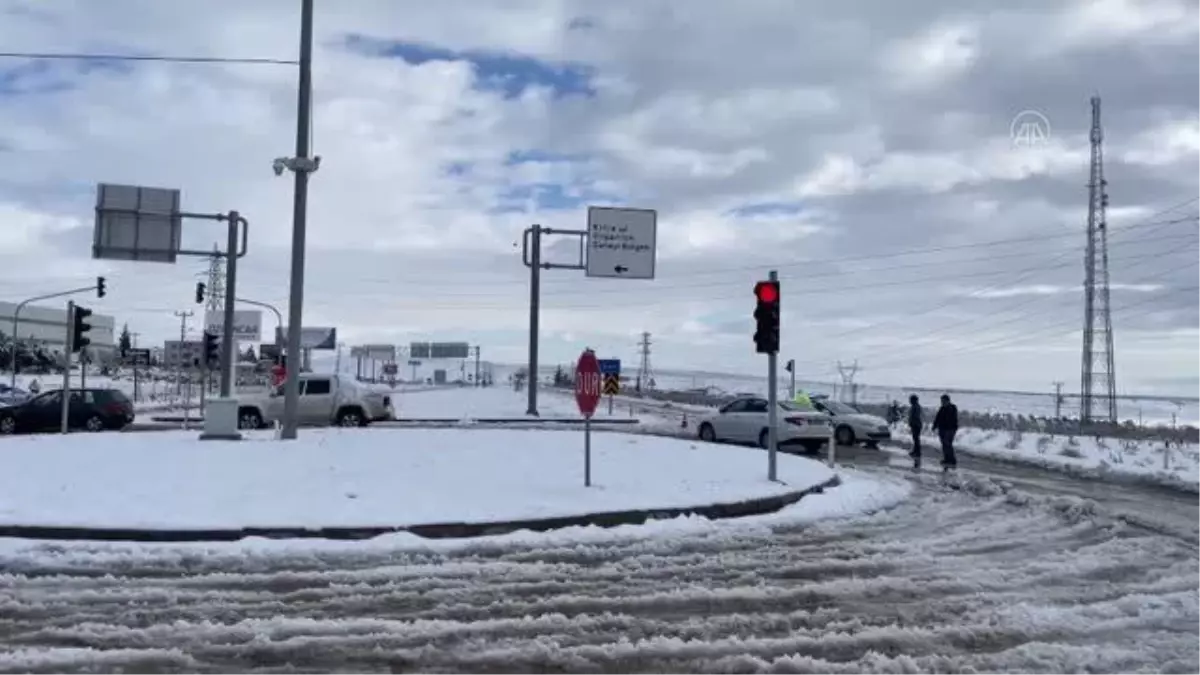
[598,359,621,375]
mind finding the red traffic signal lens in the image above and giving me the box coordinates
[754,281,779,304]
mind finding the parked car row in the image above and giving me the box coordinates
[0,388,136,435]
[696,394,891,453]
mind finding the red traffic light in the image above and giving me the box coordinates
[754,281,779,304]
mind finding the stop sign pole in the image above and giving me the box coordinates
[575,348,601,487]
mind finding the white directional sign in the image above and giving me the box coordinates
[204,310,262,342]
[585,206,657,280]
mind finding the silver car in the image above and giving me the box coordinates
[698,396,832,453]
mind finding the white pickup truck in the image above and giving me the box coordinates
[234,373,394,430]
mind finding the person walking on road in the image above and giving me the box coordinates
[907,394,923,470]
[932,393,959,471]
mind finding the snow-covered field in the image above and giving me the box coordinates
[896,427,1200,492]
[502,363,1199,427]
[392,385,638,420]
[0,427,836,530]
[650,369,1200,427]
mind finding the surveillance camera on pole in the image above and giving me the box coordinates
[272,156,321,177]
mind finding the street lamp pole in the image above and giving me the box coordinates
[280,0,316,440]
[234,297,283,346]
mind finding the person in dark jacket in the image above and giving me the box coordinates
[886,400,901,428]
[931,393,959,470]
[907,394,923,469]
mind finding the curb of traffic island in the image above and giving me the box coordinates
[147,417,642,426]
[0,475,842,544]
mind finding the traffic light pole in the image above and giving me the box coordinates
[766,269,779,482]
[9,283,99,390]
[61,300,74,435]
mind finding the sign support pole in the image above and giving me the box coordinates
[767,269,779,482]
[525,224,542,416]
[522,210,654,415]
[585,416,592,487]
[60,300,73,435]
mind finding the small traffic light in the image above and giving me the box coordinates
[202,331,219,367]
[96,276,106,298]
[785,359,795,373]
[753,280,780,354]
[72,305,93,353]
[195,282,206,305]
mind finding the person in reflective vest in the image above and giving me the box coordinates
[793,391,812,408]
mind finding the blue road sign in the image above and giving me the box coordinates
[598,359,621,375]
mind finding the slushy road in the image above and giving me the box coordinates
[1,442,1195,673]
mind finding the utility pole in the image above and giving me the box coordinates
[636,331,654,394]
[837,360,860,405]
[173,310,193,396]
[473,345,482,387]
[280,0,317,440]
[1053,381,1065,418]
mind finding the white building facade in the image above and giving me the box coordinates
[0,300,117,359]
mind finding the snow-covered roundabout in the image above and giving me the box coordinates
[0,427,860,537]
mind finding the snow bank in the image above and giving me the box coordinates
[901,427,1200,492]
[0,469,909,558]
[0,428,838,530]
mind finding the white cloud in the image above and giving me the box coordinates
[0,0,1195,396]
[882,20,981,91]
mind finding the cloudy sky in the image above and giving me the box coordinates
[0,0,1196,395]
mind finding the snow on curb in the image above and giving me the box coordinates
[0,470,912,560]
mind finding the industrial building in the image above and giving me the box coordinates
[0,300,116,360]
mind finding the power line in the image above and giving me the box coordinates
[860,264,1198,373]
[0,51,298,66]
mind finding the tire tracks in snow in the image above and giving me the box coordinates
[0,474,1196,673]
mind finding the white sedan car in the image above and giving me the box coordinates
[697,396,832,453]
[810,395,892,448]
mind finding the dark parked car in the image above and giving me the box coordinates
[0,388,135,435]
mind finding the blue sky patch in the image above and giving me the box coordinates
[727,201,807,217]
[442,161,472,177]
[343,34,595,99]
[505,150,589,165]
[492,182,620,213]
[0,53,135,97]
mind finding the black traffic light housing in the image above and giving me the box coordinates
[71,305,93,353]
[195,282,206,305]
[202,331,219,368]
[753,280,780,354]
[96,276,106,298]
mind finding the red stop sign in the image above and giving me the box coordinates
[575,349,601,417]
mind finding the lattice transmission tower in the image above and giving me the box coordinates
[636,331,655,393]
[205,244,225,318]
[1080,95,1118,425]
